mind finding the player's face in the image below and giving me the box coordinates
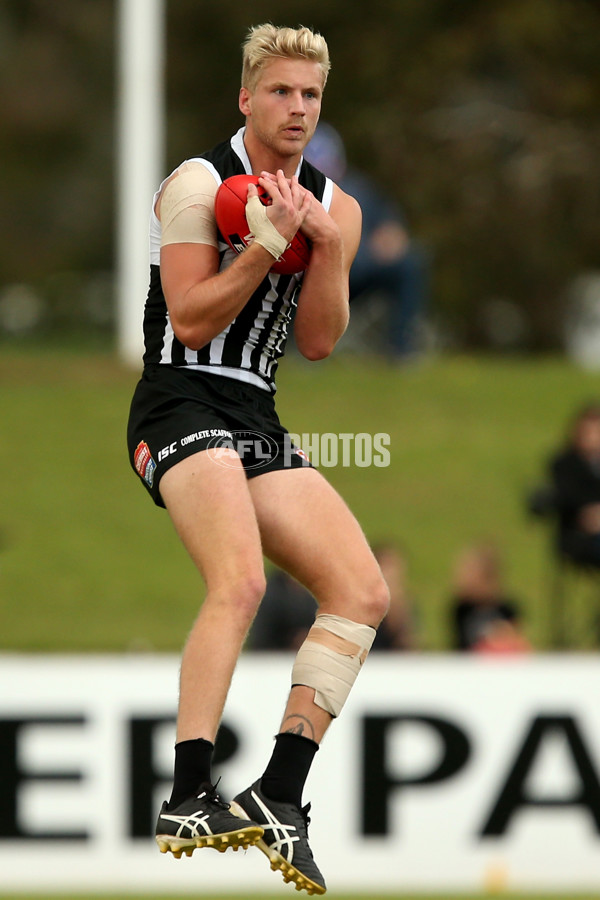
[240,58,323,159]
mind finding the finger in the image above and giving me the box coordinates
[290,175,306,205]
[295,183,312,212]
[276,168,292,197]
[257,175,281,202]
[297,190,313,223]
[247,182,258,198]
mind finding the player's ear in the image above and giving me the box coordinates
[239,87,252,117]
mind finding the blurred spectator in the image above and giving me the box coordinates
[247,542,417,651]
[303,123,429,360]
[449,541,531,653]
[548,403,600,569]
[370,541,417,650]
[247,568,316,651]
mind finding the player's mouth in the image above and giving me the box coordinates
[282,125,305,137]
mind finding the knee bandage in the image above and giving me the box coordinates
[292,613,376,717]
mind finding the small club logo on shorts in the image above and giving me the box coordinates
[134,441,157,488]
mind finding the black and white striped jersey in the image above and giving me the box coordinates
[142,127,333,393]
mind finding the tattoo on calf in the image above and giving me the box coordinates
[282,714,316,741]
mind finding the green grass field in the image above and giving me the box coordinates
[3,343,600,653]
[3,343,600,895]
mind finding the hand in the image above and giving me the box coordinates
[249,170,311,243]
[296,186,341,246]
[256,171,339,246]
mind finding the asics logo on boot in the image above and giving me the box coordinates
[250,789,300,860]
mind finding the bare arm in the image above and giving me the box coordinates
[160,240,272,350]
[159,172,310,350]
[293,185,362,361]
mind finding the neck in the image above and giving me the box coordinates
[242,127,302,178]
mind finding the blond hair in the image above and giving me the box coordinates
[241,23,330,92]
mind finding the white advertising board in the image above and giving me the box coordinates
[1,653,600,893]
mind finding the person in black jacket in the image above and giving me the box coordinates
[550,402,600,568]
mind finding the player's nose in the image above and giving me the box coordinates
[289,91,307,115]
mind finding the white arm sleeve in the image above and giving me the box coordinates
[159,160,219,248]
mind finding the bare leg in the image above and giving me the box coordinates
[248,465,389,743]
[154,451,266,854]
[159,449,266,742]
[229,466,388,894]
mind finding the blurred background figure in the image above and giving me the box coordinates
[370,541,418,650]
[303,123,430,361]
[449,540,531,653]
[246,568,316,652]
[247,541,417,651]
[549,402,600,569]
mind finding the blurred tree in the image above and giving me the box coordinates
[1,0,600,347]
[0,1,115,280]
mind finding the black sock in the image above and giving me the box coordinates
[260,732,319,809]
[167,737,214,809]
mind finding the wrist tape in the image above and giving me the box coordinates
[246,195,289,260]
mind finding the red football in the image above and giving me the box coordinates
[214,174,311,275]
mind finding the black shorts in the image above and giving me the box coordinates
[127,365,311,507]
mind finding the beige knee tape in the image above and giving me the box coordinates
[292,613,376,717]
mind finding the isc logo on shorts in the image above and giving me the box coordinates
[158,442,177,462]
